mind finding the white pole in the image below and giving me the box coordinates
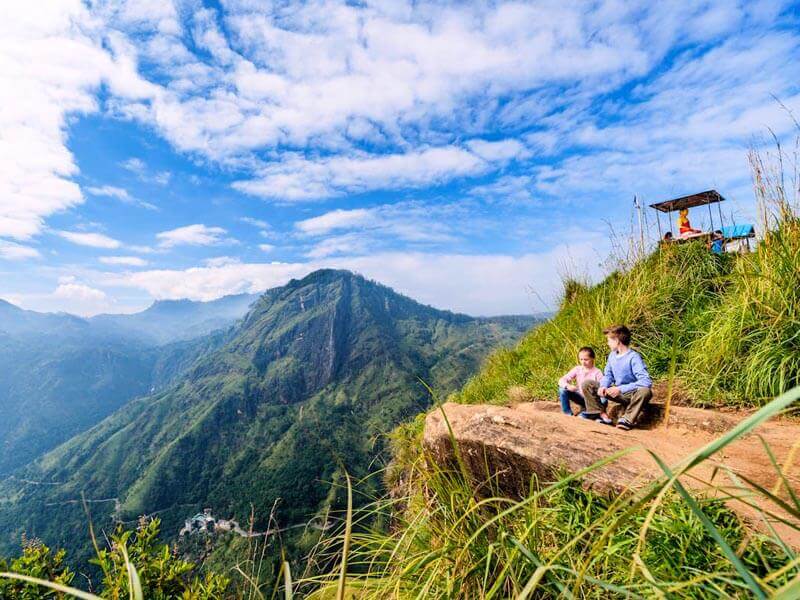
[635,195,644,256]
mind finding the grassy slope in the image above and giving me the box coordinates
[456,215,800,409]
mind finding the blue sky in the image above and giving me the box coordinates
[1,0,799,316]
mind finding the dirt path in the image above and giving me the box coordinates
[424,401,800,547]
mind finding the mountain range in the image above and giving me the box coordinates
[0,293,259,476]
[0,293,259,343]
[0,270,535,564]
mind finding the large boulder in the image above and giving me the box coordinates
[423,401,800,548]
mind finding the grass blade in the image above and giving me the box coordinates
[773,573,800,600]
[647,451,768,599]
[283,560,293,600]
[0,572,102,599]
[336,471,353,600]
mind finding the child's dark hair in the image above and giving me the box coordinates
[577,346,595,359]
[603,324,631,346]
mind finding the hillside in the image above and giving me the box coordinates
[0,270,534,565]
[0,331,231,476]
[455,214,800,408]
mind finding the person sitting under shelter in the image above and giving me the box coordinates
[581,324,653,431]
[678,208,705,239]
[709,230,724,254]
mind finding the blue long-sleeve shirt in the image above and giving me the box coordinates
[600,349,652,394]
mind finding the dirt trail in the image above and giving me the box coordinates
[424,401,800,546]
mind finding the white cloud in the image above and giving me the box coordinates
[99,255,148,266]
[104,237,606,314]
[304,233,373,259]
[57,230,122,249]
[86,184,157,210]
[156,224,230,248]
[295,201,461,257]
[0,1,157,241]
[239,217,270,229]
[121,158,146,174]
[296,209,373,235]
[203,256,240,267]
[121,157,171,185]
[469,175,539,205]
[0,240,41,260]
[50,277,112,316]
[86,185,132,201]
[258,243,275,252]
[107,262,308,302]
[54,279,107,302]
[465,139,530,162]
[233,142,520,200]
[101,1,664,160]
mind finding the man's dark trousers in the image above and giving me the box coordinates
[582,379,652,424]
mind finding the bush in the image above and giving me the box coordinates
[0,537,74,599]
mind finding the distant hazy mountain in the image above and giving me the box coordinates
[90,293,260,344]
[0,299,89,338]
[0,293,259,477]
[0,270,536,563]
[0,293,259,344]
[0,330,232,477]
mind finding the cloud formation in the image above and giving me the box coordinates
[3,1,800,316]
[234,140,527,200]
[57,230,122,249]
[156,224,231,248]
[99,255,148,267]
[104,238,605,315]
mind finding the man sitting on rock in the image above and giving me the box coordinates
[580,324,652,430]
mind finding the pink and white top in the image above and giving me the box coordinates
[558,365,603,397]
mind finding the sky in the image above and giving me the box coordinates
[1,0,799,317]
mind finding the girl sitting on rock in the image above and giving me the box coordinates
[557,347,606,419]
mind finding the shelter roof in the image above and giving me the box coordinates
[649,190,725,213]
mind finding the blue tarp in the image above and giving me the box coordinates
[721,224,755,239]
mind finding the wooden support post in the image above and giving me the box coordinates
[655,209,663,239]
[707,199,714,232]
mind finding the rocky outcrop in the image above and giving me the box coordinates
[423,401,800,507]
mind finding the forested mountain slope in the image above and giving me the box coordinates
[0,270,534,564]
[0,331,231,476]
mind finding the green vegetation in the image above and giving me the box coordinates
[1,519,228,599]
[0,270,531,571]
[2,144,798,598]
[456,150,800,408]
[301,386,800,598]
[6,387,796,598]
[0,316,234,476]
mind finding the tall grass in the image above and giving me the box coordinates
[4,389,799,597]
[296,386,800,598]
[685,146,800,405]
[3,139,799,598]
